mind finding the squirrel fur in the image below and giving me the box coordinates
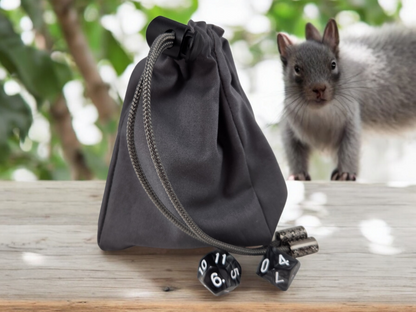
[277,19,416,181]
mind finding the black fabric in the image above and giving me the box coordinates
[97,20,287,251]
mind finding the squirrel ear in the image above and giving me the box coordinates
[323,19,339,54]
[305,22,321,42]
[277,33,293,59]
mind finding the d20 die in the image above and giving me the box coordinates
[197,250,242,296]
[256,246,300,291]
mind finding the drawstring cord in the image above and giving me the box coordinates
[126,32,288,256]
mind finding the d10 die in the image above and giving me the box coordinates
[256,246,300,291]
[197,250,242,296]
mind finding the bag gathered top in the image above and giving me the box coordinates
[98,16,319,296]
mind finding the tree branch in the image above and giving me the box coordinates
[31,0,93,180]
[50,0,118,123]
[49,95,93,180]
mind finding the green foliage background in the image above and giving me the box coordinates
[0,0,401,180]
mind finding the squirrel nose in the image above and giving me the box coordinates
[312,84,327,99]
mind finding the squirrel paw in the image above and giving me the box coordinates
[288,172,311,181]
[331,169,356,181]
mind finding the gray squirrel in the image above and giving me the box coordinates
[277,19,416,181]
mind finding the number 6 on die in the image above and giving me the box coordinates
[197,250,242,296]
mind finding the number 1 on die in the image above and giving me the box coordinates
[215,252,226,265]
[199,259,207,275]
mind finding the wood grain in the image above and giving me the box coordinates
[1,181,415,311]
[1,302,416,312]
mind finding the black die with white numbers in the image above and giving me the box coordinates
[256,246,300,291]
[197,250,241,296]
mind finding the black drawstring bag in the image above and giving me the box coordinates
[97,17,288,255]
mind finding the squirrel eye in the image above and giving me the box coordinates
[331,61,337,70]
[294,65,301,74]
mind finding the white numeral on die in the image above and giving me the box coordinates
[231,268,240,279]
[260,258,270,273]
[215,253,227,265]
[279,254,289,266]
[211,272,223,288]
[275,272,285,284]
[198,259,207,275]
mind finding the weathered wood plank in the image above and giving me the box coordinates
[0,253,415,301]
[0,181,415,310]
[1,302,416,312]
[2,302,416,312]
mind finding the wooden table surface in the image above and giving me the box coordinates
[0,181,415,311]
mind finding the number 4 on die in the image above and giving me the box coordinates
[256,247,301,291]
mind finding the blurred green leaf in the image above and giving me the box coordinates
[102,29,132,75]
[0,82,32,142]
[267,0,398,37]
[20,0,43,30]
[0,12,72,105]
[82,11,103,53]
[137,0,199,35]
[0,81,32,161]
[82,13,132,76]
[84,143,110,179]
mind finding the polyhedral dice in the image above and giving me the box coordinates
[256,246,300,291]
[197,250,242,296]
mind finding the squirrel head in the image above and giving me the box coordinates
[277,19,340,107]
